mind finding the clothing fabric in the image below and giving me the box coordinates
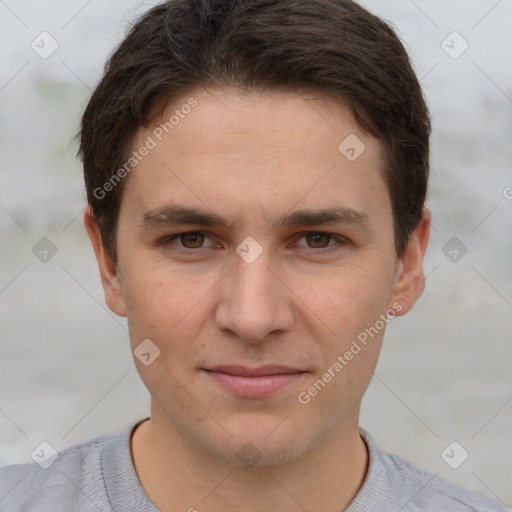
[0,419,507,511]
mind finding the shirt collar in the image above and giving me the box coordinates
[345,427,395,512]
[102,418,158,512]
[102,421,393,511]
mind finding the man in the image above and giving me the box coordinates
[0,0,506,510]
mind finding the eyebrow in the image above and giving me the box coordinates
[139,204,369,232]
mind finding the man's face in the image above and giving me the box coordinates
[90,87,424,466]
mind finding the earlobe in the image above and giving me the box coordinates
[391,208,431,316]
[83,207,127,317]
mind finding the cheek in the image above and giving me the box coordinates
[122,264,216,365]
[121,271,171,339]
[297,264,395,340]
[125,262,203,321]
[294,261,395,405]
[297,279,388,421]
[123,272,206,395]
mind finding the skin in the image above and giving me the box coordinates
[84,86,430,512]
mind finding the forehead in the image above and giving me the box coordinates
[122,87,391,229]
[145,87,379,162]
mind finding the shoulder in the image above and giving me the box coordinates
[355,428,508,512]
[380,447,507,511]
[0,431,120,512]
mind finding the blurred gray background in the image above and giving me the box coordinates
[1,0,511,507]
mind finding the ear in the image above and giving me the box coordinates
[391,207,431,315]
[83,207,127,317]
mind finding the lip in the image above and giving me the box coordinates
[202,365,307,398]
[205,365,304,376]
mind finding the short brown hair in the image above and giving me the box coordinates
[78,0,430,261]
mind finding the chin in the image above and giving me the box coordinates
[194,418,312,468]
[208,437,303,468]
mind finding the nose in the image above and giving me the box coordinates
[214,248,294,344]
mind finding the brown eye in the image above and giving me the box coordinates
[293,232,347,253]
[179,232,205,248]
[161,231,218,255]
[305,233,332,248]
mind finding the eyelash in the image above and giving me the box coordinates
[161,231,347,255]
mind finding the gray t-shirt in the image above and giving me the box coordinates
[0,420,507,511]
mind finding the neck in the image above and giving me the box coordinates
[131,405,368,512]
